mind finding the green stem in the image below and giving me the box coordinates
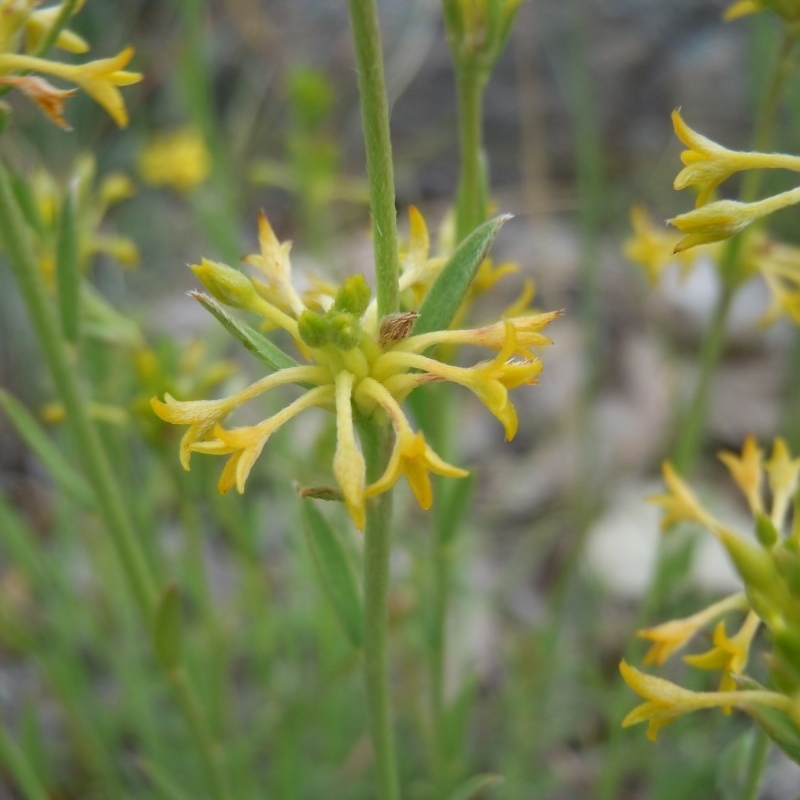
[671,282,735,472]
[174,468,230,738]
[741,27,800,203]
[359,419,401,800]
[0,727,50,800]
[347,0,399,319]
[167,668,232,800]
[178,0,242,262]
[0,161,158,619]
[454,64,486,242]
[429,513,451,794]
[740,727,770,800]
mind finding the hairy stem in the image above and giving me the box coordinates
[347,0,399,319]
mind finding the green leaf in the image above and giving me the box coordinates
[412,214,511,337]
[0,389,95,509]
[439,471,476,547]
[140,757,190,800]
[302,500,363,649]
[9,174,46,237]
[56,182,80,343]
[747,703,800,764]
[191,291,299,372]
[152,584,182,671]
[0,494,49,589]
[447,773,504,800]
[81,284,143,347]
[0,726,50,800]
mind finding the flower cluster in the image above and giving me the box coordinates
[667,110,800,252]
[0,0,141,129]
[621,437,800,752]
[624,111,800,325]
[152,211,558,529]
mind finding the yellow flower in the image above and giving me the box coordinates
[724,0,800,20]
[756,239,800,326]
[649,462,717,530]
[724,0,763,18]
[718,435,764,516]
[637,593,749,666]
[620,660,790,741]
[152,212,559,528]
[139,127,211,193]
[671,109,800,208]
[389,207,535,329]
[0,45,141,126]
[683,611,761,697]
[24,0,88,54]
[360,378,468,509]
[623,204,716,284]
[669,188,800,252]
[765,438,800,529]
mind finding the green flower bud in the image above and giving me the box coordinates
[191,259,258,309]
[756,512,780,548]
[327,310,361,350]
[297,309,328,348]
[333,274,371,316]
[718,527,781,597]
[774,545,800,594]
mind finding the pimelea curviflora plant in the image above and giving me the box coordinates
[620,0,800,793]
[149,2,557,799]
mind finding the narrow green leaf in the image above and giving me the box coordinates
[0,389,95,509]
[748,703,800,764]
[0,494,49,589]
[191,291,299,372]
[0,726,50,800]
[9,174,45,237]
[140,757,191,800]
[439,472,476,546]
[448,773,503,800]
[152,584,182,671]
[81,283,143,347]
[56,182,80,343]
[412,214,511,337]
[302,500,363,649]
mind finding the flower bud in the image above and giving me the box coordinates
[328,311,361,350]
[191,259,258,310]
[297,310,328,348]
[333,274,371,316]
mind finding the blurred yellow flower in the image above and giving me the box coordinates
[637,593,749,666]
[139,127,211,193]
[649,462,717,531]
[724,0,800,20]
[623,204,714,284]
[683,612,761,697]
[718,434,764,516]
[627,438,800,747]
[620,660,790,741]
